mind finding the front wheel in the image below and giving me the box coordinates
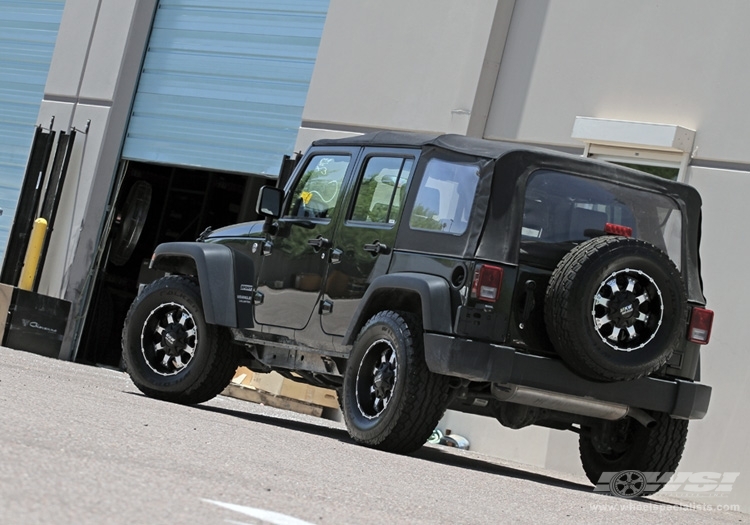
[121,276,241,404]
[341,311,451,454]
[580,411,688,497]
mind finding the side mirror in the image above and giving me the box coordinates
[256,186,283,219]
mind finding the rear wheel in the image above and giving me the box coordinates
[122,276,241,404]
[580,411,688,496]
[341,310,451,454]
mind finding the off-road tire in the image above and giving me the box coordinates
[341,310,451,454]
[122,276,241,404]
[580,411,689,496]
[545,236,687,381]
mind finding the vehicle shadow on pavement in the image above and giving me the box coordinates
[159,396,685,508]
[190,399,671,504]
[413,445,594,494]
[413,447,689,508]
[190,402,351,442]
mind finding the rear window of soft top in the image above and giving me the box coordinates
[522,170,682,269]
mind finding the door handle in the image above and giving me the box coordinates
[363,241,389,256]
[308,236,331,252]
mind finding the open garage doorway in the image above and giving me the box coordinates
[76,161,272,367]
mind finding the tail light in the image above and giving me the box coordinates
[472,264,504,303]
[604,223,633,237]
[688,307,714,344]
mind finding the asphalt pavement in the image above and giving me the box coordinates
[0,346,744,524]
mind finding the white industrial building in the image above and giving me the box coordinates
[0,0,747,511]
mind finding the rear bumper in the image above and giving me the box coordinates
[423,333,711,420]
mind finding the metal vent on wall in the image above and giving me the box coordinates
[122,0,330,176]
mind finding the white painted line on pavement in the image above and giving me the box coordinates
[203,499,316,525]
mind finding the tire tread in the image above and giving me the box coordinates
[580,412,689,495]
[344,310,451,454]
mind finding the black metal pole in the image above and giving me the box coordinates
[0,126,56,286]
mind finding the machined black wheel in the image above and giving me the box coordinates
[341,310,451,454]
[122,276,241,404]
[355,337,398,419]
[580,411,688,496]
[140,301,199,376]
[545,236,687,381]
[591,267,663,351]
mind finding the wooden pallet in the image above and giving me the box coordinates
[222,382,325,418]
[221,368,339,418]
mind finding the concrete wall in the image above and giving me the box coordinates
[677,166,750,507]
[486,0,750,163]
[33,0,157,358]
[300,0,515,138]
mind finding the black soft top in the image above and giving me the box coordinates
[315,131,700,200]
[313,131,705,303]
[314,131,523,159]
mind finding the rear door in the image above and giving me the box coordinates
[320,148,418,336]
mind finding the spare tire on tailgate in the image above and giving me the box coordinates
[544,236,687,382]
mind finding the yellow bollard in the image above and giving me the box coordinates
[19,218,48,291]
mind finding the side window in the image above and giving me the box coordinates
[350,157,413,224]
[409,158,479,235]
[287,155,350,219]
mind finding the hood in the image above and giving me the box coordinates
[204,220,265,239]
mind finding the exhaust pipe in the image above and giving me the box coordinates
[491,383,656,428]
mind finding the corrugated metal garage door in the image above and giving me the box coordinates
[0,0,64,260]
[122,0,329,176]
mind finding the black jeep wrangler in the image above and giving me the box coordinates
[122,131,713,493]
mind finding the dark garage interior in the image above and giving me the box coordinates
[76,161,271,367]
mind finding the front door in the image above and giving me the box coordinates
[254,151,356,329]
[321,151,417,336]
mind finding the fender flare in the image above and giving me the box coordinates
[150,242,239,327]
[343,272,454,345]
